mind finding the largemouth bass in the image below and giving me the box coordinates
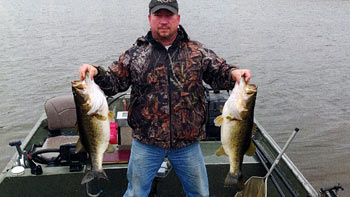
[214,77,257,190]
[72,72,114,185]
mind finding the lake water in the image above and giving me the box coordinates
[1,0,349,194]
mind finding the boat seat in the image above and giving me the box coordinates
[44,95,77,131]
[41,95,79,160]
[41,135,80,160]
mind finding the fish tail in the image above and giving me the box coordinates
[81,169,108,184]
[224,172,243,190]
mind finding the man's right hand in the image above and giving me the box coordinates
[79,64,98,81]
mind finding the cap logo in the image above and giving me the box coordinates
[149,0,178,14]
[157,0,175,3]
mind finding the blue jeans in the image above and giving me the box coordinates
[123,139,209,197]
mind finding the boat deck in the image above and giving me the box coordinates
[1,136,263,196]
[0,93,319,196]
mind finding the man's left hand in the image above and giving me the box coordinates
[231,69,251,84]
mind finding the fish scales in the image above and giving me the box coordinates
[214,77,257,190]
[72,72,114,185]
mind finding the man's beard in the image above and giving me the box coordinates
[155,26,176,42]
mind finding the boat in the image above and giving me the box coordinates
[0,91,339,196]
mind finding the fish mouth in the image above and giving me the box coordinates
[72,80,88,102]
[72,80,86,90]
[248,83,257,88]
[246,84,257,94]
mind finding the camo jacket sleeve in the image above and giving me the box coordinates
[197,42,238,90]
[94,51,132,96]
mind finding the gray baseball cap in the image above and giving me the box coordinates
[149,0,179,14]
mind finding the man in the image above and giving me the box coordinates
[79,0,251,196]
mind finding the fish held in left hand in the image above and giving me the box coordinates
[214,77,257,190]
[72,72,115,185]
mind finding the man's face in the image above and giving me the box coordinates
[148,9,180,42]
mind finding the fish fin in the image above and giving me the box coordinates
[245,140,256,156]
[105,144,116,153]
[94,113,107,121]
[214,115,224,127]
[75,138,85,153]
[251,123,257,136]
[216,145,228,156]
[244,124,257,156]
[74,123,80,135]
[82,103,90,108]
[81,170,108,185]
[108,111,115,121]
[224,172,243,190]
[226,115,237,120]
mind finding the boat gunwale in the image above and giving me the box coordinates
[1,114,46,177]
[254,118,319,196]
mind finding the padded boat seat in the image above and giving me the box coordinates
[41,135,80,160]
[44,95,77,130]
[42,135,80,149]
[41,95,79,160]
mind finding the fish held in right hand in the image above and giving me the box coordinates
[214,77,257,190]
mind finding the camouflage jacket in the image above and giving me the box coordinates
[94,26,237,149]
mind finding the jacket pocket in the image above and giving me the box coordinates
[128,96,151,130]
[176,92,206,128]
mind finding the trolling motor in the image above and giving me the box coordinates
[9,140,24,166]
[9,140,43,175]
[8,140,26,175]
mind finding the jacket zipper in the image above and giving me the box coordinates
[166,50,173,149]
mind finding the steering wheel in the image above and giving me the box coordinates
[29,148,62,165]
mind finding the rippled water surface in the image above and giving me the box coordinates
[1,0,349,194]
